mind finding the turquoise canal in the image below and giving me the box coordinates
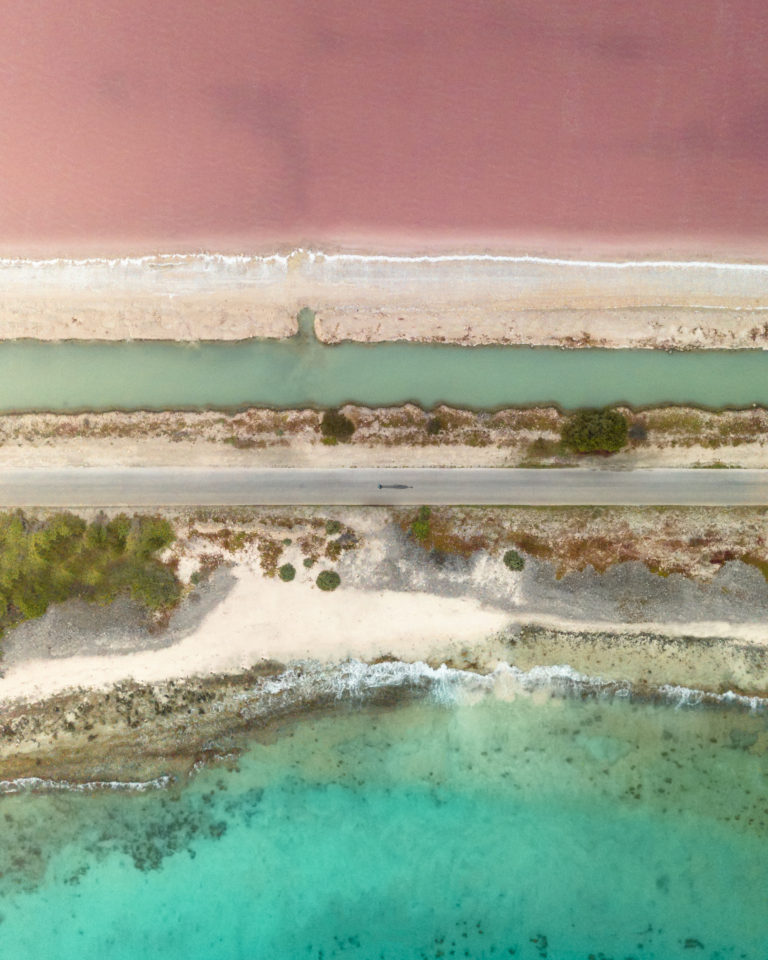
[1,681,767,959]
[2,320,768,411]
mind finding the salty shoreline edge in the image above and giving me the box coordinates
[2,249,768,349]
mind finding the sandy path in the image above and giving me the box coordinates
[2,549,767,707]
[0,567,509,705]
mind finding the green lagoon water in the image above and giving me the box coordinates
[1,682,767,960]
[2,323,768,411]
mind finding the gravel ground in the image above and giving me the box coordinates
[340,523,768,626]
[1,567,237,670]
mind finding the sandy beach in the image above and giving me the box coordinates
[2,250,768,347]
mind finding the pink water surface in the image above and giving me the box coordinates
[2,0,768,252]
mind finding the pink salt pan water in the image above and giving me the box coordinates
[1,0,768,254]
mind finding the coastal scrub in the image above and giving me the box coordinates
[561,409,628,453]
[410,506,432,542]
[320,409,355,441]
[0,511,181,638]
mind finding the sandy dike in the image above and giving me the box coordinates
[0,505,766,784]
[2,250,768,347]
[1,404,768,470]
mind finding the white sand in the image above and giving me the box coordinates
[3,556,766,706]
[2,249,768,347]
[0,566,509,705]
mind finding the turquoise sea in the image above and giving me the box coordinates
[0,679,766,959]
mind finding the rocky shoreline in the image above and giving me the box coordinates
[0,645,765,789]
[0,503,765,787]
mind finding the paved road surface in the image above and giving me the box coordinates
[0,468,765,507]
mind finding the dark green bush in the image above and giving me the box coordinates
[325,519,342,535]
[128,516,175,558]
[125,561,182,610]
[278,563,296,582]
[303,556,315,568]
[320,409,355,441]
[85,516,109,548]
[561,409,628,453]
[426,416,444,436]
[316,570,341,592]
[503,549,526,572]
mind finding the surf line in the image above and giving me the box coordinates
[1,248,768,272]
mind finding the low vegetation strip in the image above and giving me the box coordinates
[397,505,768,581]
[0,511,181,637]
[0,403,765,469]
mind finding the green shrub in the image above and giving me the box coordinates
[0,509,183,637]
[320,409,355,441]
[410,506,431,542]
[303,556,315,568]
[278,563,296,582]
[426,416,444,436]
[85,517,109,548]
[128,516,175,558]
[316,570,341,592]
[503,549,525,572]
[561,409,628,453]
[106,513,132,551]
[325,519,342,535]
[125,561,182,611]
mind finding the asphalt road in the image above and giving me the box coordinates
[0,468,765,507]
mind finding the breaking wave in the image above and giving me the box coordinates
[240,658,768,718]
[4,660,764,796]
[0,774,173,795]
[1,248,768,271]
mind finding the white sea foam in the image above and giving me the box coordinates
[249,658,766,713]
[0,774,173,795]
[6,661,763,797]
[0,247,766,273]
[0,248,766,310]
[0,252,290,268]
[659,683,766,711]
[307,249,768,272]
